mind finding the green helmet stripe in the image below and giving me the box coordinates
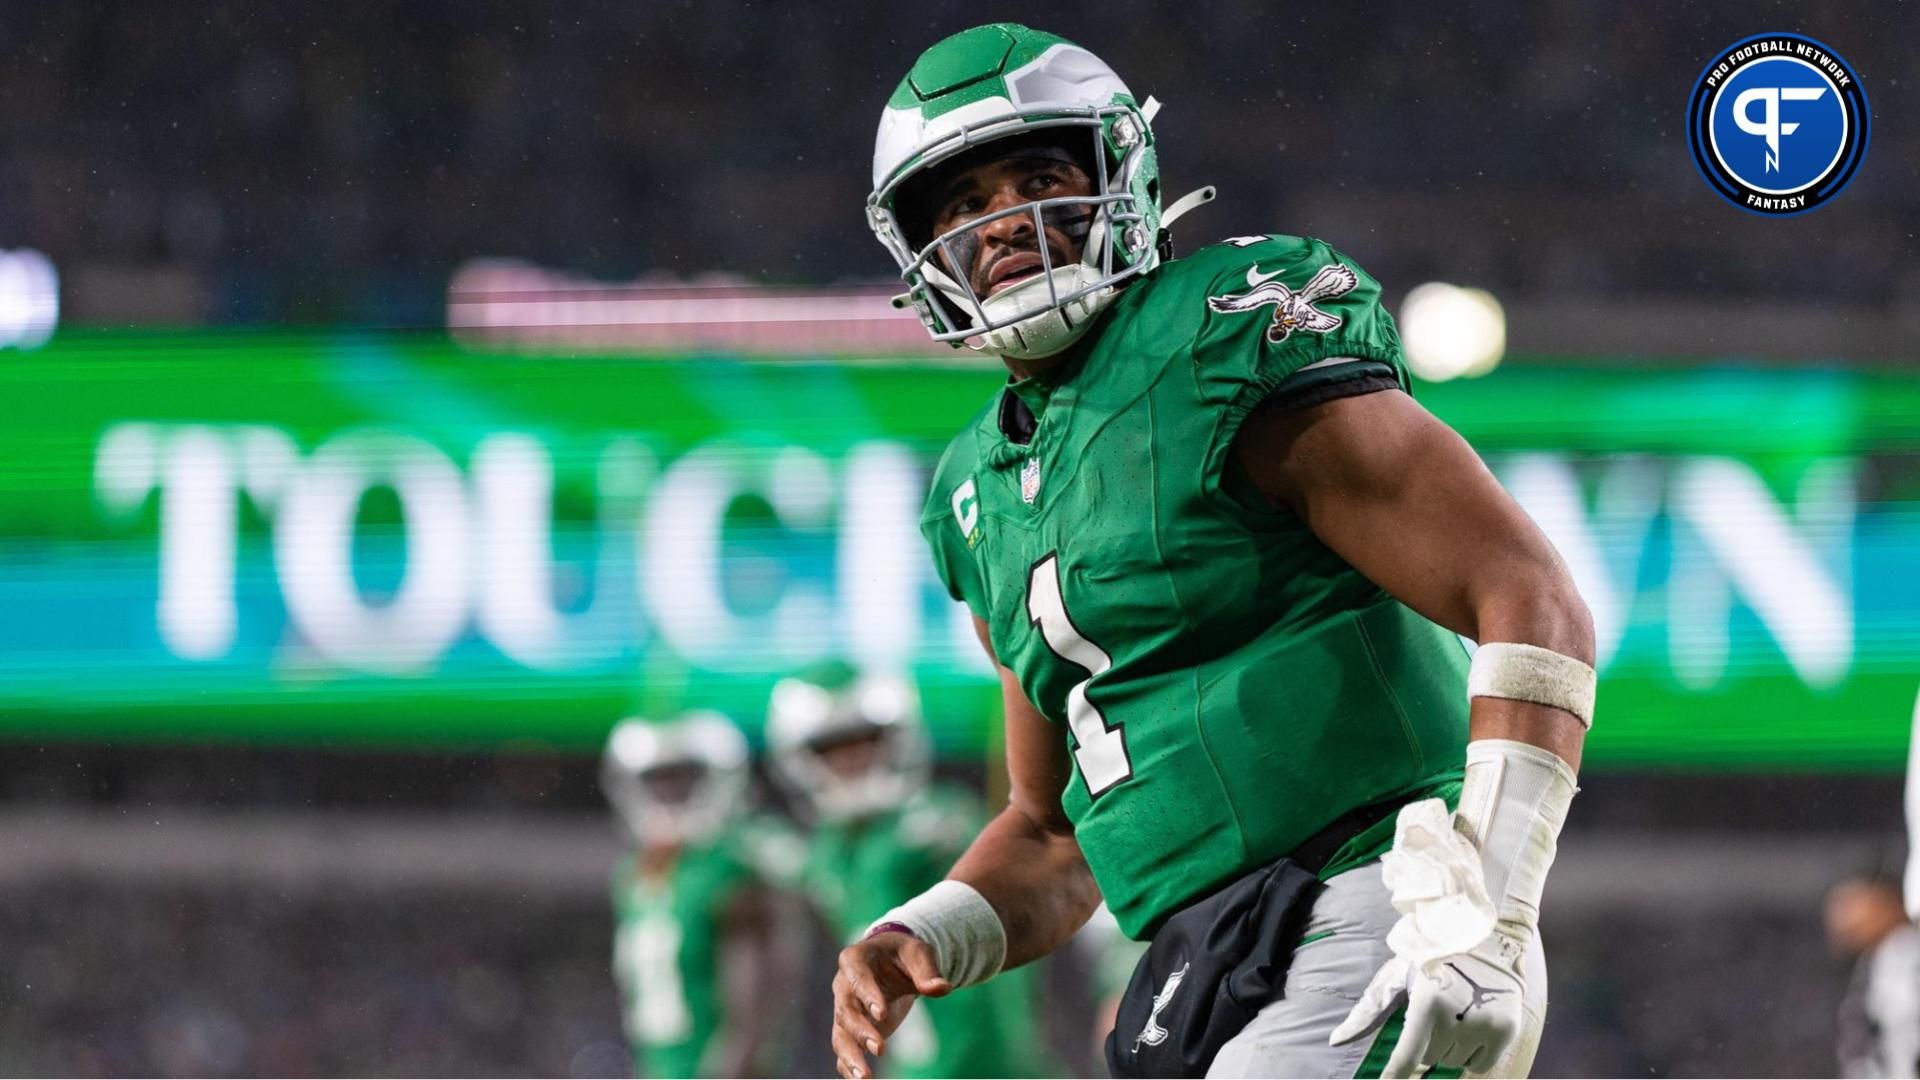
[885,23,1081,121]
[904,25,1017,97]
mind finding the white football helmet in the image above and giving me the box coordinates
[869,23,1212,361]
[766,669,930,823]
[600,710,749,848]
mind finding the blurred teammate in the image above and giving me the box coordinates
[1903,686,1920,922]
[602,712,801,1078]
[1829,872,1920,1078]
[767,665,1058,1078]
[833,23,1595,1080]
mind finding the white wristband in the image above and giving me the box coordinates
[869,880,1007,989]
[1468,642,1596,728]
[1452,739,1578,939]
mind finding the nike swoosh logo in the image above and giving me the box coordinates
[1245,265,1284,288]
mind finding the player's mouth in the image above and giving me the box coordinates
[984,251,1048,295]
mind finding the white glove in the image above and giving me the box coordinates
[1329,799,1526,1078]
[1330,929,1526,1076]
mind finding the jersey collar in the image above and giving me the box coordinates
[995,345,1089,446]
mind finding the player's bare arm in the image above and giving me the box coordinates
[1232,388,1593,767]
[951,614,1103,963]
[830,618,1098,1080]
[1238,386,1592,1075]
[710,884,783,1078]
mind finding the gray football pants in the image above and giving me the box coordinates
[1204,862,1548,1079]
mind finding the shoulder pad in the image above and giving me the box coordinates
[1167,232,1413,443]
[1188,235,1402,391]
[1188,233,1345,293]
[1143,233,1335,311]
[1205,233,1312,254]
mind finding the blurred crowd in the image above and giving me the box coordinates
[0,880,631,1077]
[0,699,1894,1078]
[1547,908,1844,1077]
[1,0,1913,325]
[0,876,1855,1077]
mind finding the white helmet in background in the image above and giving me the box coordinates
[766,667,930,823]
[600,710,750,848]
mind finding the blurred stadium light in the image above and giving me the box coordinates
[447,259,958,359]
[0,249,60,351]
[1399,281,1506,381]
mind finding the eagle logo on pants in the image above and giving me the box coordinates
[1134,962,1190,1050]
[1206,263,1359,344]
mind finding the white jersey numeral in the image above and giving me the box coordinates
[616,910,693,1044]
[1026,553,1131,796]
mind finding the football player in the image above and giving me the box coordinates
[831,23,1595,1080]
[1829,871,1920,1078]
[602,711,800,1078]
[767,664,1059,1078]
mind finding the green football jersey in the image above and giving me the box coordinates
[804,785,1058,1079]
[920,234,1471,940]
[612,817,801,1078]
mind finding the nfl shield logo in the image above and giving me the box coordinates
[1020,458,1041,505]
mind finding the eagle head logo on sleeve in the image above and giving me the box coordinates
[1207,262,1360,344]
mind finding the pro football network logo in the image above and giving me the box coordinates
[1687,33,1869,215]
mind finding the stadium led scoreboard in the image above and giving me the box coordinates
[2,330,1915,768]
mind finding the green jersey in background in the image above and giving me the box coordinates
[612,818,803,1078]
[921,235,1472,940]
[804,784,1059,1078]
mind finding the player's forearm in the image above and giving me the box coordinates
[1451,580,1591,957]
[709,1018,766,1078]
[947,801,1102,970]
[1470,579,1595,671]
[1469,696,1585,773]
[709,889,782,1076]
[1468,582,1593,771]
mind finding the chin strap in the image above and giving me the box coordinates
[1161,185,1217,229]
[1156,185,1218,263]
[1133,93,1210,231]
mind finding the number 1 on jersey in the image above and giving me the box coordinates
[1026,553,1132,797]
